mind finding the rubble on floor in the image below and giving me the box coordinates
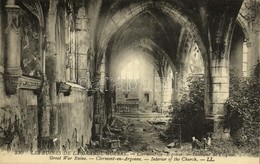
[96,117,170,152]
[75,117,250,157]
[87,117,188,153]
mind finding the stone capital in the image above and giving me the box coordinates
[5,2,21,18]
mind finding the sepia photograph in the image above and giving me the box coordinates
[0,0,259,163]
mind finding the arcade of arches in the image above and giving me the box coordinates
[0,0,259,152]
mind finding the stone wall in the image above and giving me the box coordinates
[0,89,38,152]
[0,1,39,152]
[56,85,93,151]
[0,1,95,152]
[0,82,94,152]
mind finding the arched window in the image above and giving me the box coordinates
[230,23,248,78]
[242,39,248,77]
[120,59,140,80]
[65,8,76,82]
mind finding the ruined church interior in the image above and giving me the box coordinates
[0,0,259,156]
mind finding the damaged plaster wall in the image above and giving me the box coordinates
[0,90,38,151]
[57,88,93,151]
[0,0,96,152]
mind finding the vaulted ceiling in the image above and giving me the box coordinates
[97,0,243,77]
[108,8,182,62]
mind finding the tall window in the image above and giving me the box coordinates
[120,59,140,80]
[65,11,76,82]
[242,40,248,77]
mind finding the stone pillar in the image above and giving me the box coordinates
[160,78,164,113]
[0,2,4,71]
[92,52,107,138]
[100,58,106,91]
[4,0,22,94]
[92,72,102,139]
[161,75,173,112]
[172,72,179,101]
[47,1,59,140]
[152,68,156,103]
[0,1,5,105]
[39,0,58,140]
[45,2,57,103]
[204,55,231,140]
[198,0,243,139]
[205,59,229,138]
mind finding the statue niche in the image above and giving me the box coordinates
[21,12,42,78]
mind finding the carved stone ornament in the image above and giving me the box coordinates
[5,5,21,34]
[5,75,42,95]
[56,82,72,96]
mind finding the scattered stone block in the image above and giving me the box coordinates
[166,142,176,148]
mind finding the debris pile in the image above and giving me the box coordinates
[76,117,215,156]
[87,117,182,152]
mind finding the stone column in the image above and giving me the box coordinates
[159,78,164,113]
[198,0,243,139]
[205,59,229,138]
[38,0,58,140]
[4,0,22,94]
[204,53,231,139]
[152,68,156,103]
[0,2,4,71]
[172,72,179,102]
[0,1,5,104]
[92,72,102,139]
[161,75,173,112]
[93,57,107,137]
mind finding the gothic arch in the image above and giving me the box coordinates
[98,1,207,67]
[237,14,250,40]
